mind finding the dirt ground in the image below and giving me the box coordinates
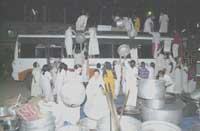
[0,78,30,105]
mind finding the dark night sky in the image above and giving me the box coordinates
[1,0,200,31]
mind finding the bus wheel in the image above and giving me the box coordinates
[25,73,32,90]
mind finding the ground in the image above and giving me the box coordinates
[0,78,30,105]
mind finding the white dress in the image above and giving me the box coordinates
[151,32,160,58]
[75,15,88,31]
[54,69,66,103]
[172,44,179,58]
[159,14,169,33]
[124,65,138,107]
[40,72,54,101]
[143,17,153,33]
[65,28,73,55]
[88,28,100,56]
[174,67,183,94]
[84,76,109,120]
[31,67,42,96]
[114,63,122,97]
[164,39,172,53]
[147,66,155,79]
[182,65,189,93]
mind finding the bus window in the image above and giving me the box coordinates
[19,43,35,58]
[35,46,46,58]
[99,44,113,58]
[49,45,62,58]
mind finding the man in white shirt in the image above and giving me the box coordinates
[144,15,154,33]
[159,12,169,33]
[76,11,89,31]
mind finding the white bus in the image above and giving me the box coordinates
[12,32,173,85]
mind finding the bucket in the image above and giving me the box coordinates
[141,121,181,131]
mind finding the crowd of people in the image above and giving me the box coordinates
[26,10,197,131]
[30,45,196,130]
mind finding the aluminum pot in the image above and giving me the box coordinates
[165,93,176,104]
[143,99,165,109]
[138,79,165,99]
[120,116,142,131]
[117,44,130,57]
[142,100,185,125]
[0,107,9,118]
[141,121,181,131]
[2,116,19,131]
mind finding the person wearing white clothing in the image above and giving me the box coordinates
[31,62,42,97]
[124,60,138,107]
[143,16,154,33]
[159,12,169,33]
[88,28,100,56]
[181,63,189,93]
[113,61,122,97]
[151,32,160,58]
[40,64,54,101]
[75,12,88,31]
[157,70,175,93]
[54,63,68,103]
[172,44,179,58]
[84,69,110,131]
[148,62,155,79]
[65,27,75,57]
[174,65,183,94]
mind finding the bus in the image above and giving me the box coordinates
[12,32,173,85]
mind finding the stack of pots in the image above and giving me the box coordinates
[20,112,55,131]
[138,79,185,125]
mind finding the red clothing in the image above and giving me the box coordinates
[173,32,184,62]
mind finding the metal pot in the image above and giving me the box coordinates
[165,93,176,104]
[75,33,86,44]
[0,107,9,118]
[143,99,165,109]
[142,100,185,125]
[138,79,166,99]
[142,121,181,131]
[117,44,130,57]
[120,116,141,131]
[2,116,19,131]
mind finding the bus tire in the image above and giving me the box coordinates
[25,73,32,90]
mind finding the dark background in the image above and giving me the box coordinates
[1,0,200,32]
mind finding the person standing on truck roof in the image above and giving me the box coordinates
[31,62,42,97]
[143,15,155,33]
[159,12,169,33]
[75,10,89,31]
[88,27,100,57]
[65,26,76,58]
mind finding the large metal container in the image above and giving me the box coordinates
[120,116,141,131]
[142,100,185,125]
[117,44,130,57]
[143,99,165,109]
[1,115,19,131]
[138,79,165,99]
[0,107,9,118]
[141,121,181,131]
[20,113,55,131]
